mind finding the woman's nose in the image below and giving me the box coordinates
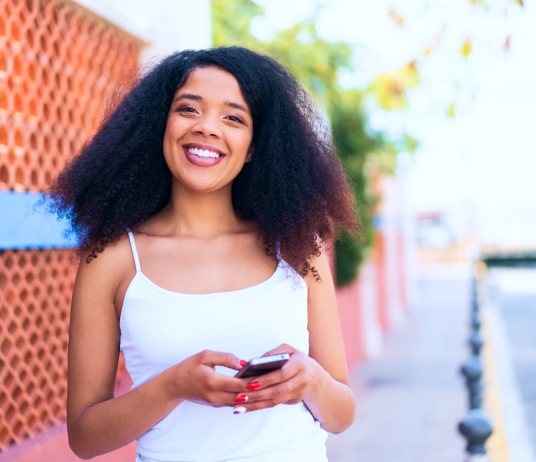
[191,114,222,138]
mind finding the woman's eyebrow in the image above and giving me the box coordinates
[173,93,250,115]
[173,93,202,105]
[226,101,250,114]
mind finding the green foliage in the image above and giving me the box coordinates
[335,229,366,287]
[328,89,376,286]
[212,0,262,48]
[211,0,392,286]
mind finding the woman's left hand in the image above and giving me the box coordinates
[232,344,326,413]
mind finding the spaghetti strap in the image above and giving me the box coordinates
[127,230,141,273]
[276,236,282,261]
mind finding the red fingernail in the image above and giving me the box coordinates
[234,395,248,403]
[240,360,247,367]
[247,381,260,390]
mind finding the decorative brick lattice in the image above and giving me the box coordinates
[0,249,75,448]
[0,0,139,192]
[0,0,140,451]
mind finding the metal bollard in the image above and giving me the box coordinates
[471,311,482,332]
[460,355,484,409]
[458,272,494,461]
[469,330,484,356]
[458,408,494,462]
[471,278,479,313]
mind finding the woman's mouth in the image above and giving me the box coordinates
[183,146,225,167]
[186,147,223,159]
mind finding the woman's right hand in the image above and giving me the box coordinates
[160,350,250,407]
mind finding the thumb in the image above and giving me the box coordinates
[200,351,243,371]
[262,343,295,357]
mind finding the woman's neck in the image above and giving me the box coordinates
[160,180,247,239]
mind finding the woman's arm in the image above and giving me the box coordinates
[67,238,248,459]
[67,240,174,458]
[230,251,356,434]
[302,249,355,432]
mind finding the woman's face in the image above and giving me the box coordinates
[163,66,254,194]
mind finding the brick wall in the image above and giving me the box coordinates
[0,0,140,453]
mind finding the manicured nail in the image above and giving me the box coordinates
[247,381,261,390]
[233,406,246,414]
[240,360,247,367]
[234,395,248,403]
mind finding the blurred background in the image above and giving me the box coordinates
[0,0,534,461]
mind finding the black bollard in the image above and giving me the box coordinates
[471,311,482,332]
[471,296,479,314]
[457,269,493,461]
[458,408,493,461]
[469,330,484,356]
[471,276,480,318]
[460,355,484,409]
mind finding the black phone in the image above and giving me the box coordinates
[234,353,290,378]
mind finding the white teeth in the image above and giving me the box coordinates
[187,147,221,159]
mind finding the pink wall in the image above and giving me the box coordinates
[328,250,366,373]
[374,233,390,333]
[335,280,366,372]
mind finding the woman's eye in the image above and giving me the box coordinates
[177,106,197,113]
[227,115,244,124]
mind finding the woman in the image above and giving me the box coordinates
[47,47,359,461]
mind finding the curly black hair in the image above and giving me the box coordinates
[44,46,359,278]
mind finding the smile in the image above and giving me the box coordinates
[183,145,226,167]
[186,147,223,159]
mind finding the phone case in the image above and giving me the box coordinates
[234,354,290,378]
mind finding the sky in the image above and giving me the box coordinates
[251,0,536,249]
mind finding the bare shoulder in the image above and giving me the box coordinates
[300,247,335,296]
[76,233,132,285]
[73,233,135,311]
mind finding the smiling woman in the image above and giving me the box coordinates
[164,67,254,187]
[43,47,359,462]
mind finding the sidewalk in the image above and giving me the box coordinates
[485,267,536,461]
[326,277,468,462]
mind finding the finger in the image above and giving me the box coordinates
[199,350,243,371]
[209,391,247,406]
[189,392,242,407]
[245,359,299,390]
[238,376,303,403]
[232,394,293,414]
[262,343,295,357]
[207,372,250,394]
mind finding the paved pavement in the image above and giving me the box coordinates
[326,277,468,462]
[488,268,536,459]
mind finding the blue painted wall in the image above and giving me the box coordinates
[0,191,76,249]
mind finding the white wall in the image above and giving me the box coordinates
[73,0,212,64]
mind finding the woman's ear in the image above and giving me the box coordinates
[245,143,255,163]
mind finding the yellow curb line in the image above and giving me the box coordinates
[482,317,510,462]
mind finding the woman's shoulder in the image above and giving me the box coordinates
[300,247,334,294]
[75,232,136,299]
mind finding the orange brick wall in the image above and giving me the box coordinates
[0,0,139,192]
[0,0,140,453]
[0,249,75,448]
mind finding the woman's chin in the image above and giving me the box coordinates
[174,176,230,195]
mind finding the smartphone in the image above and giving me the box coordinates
[234,353,290,378]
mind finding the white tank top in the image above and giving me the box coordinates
[121,231,328,462]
